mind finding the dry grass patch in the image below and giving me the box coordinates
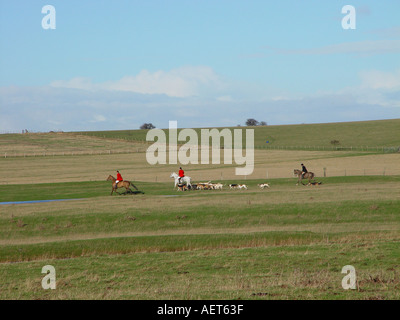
[1,149,400,185]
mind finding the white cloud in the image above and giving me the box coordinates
[50,66,225,98]
[51,77,94,91]
[335,69,400,108]
[216,95,234,102]
[2,66,399,133]
[359,69,400,90]
[90,115,106,123]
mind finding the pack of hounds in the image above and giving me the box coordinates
[177,181,322,191]
[176,182,271,191]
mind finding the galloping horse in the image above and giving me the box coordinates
[170,172,192,189]
[107,175,138,195]
[294,169,315,185]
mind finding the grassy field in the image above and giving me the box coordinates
[0,131,149,156]
[76,118,400,149]
[1,176,399,299]
[0,119,399,300]
[1,149,399,185]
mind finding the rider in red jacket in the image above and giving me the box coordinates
[178,167,184,184]
[116,170,123,183]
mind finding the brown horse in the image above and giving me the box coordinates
[294,169,315,185]
[107,175,138,195]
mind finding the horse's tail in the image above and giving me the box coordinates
[128,181,138,190]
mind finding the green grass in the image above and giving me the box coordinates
[1,176,399,253]
[1,240,399,299]
[251,119,400,148]
[0,176,400,202]
[1,120,399,300]
[1,172,399,299]
[0,181,107,202]
[1,175,398,203]
[76,119,400,150]
[76,129,150,143]
[2,195,399,242]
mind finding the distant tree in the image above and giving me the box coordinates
[246,118,259,126]
[140,123,156,130]
[259,121,267,126]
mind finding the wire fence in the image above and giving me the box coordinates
[254,145,400,153]
[2,145,399,158]
[205,167,398,182]
[1,148,148,158]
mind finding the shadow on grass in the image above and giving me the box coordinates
[116,189,145,195]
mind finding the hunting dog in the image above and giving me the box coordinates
[177,184,188,191]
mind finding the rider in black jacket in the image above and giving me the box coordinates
[301,163,308,178]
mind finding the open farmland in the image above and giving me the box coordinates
[77,118,400,150]
[0,120,399,300]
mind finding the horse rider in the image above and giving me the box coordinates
[178,167,185,184]
[115,170,123,187]
[301,163,308,179]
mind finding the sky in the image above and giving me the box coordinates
[0,0,399,132]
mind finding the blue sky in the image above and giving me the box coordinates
[0,0,399,132]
